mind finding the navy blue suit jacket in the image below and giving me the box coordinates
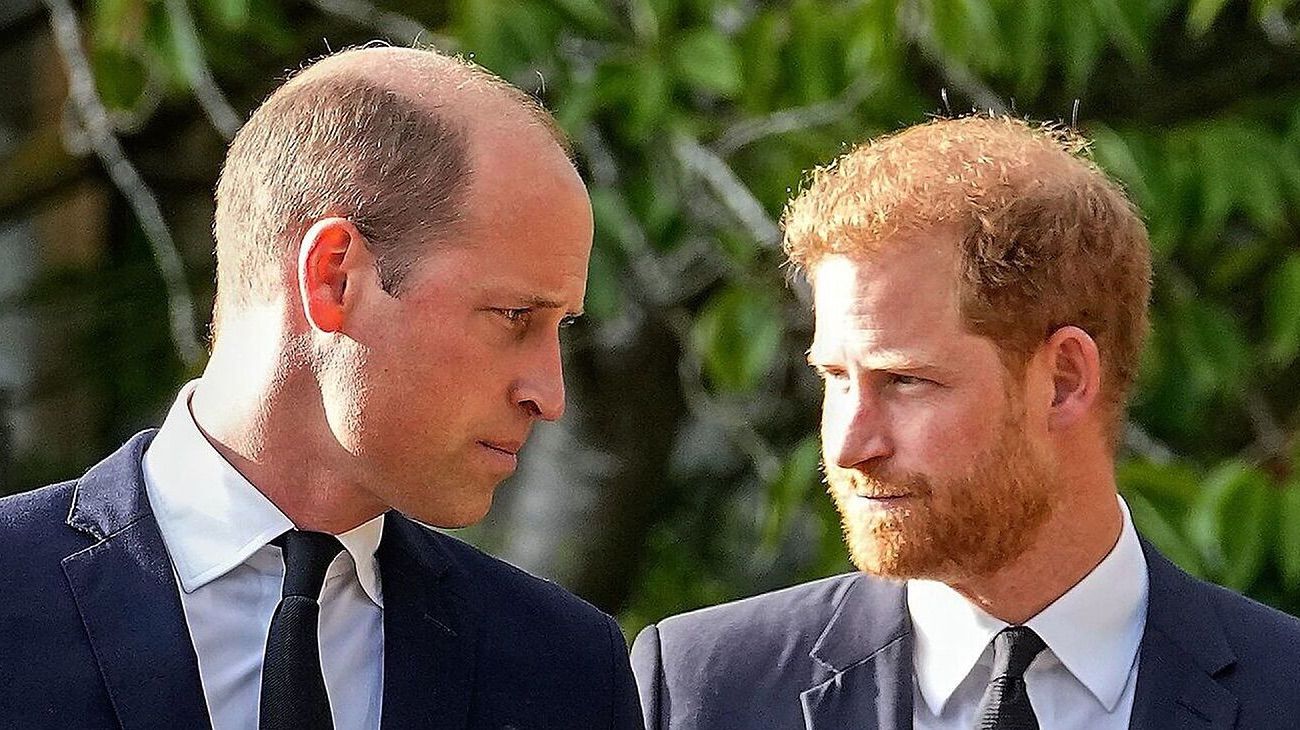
[632,541,1300,729]
[0,431,644,729]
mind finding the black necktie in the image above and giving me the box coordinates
[975,626,1046,730]
[259,530,343,730]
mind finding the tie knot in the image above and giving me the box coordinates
[274,530,343,600]
[990,626,1046,679]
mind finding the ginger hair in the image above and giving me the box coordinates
[783,116,1152,443]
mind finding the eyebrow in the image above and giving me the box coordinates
[805,348,938,372]
[519,294,583,318]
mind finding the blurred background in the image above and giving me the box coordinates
[3,0,1300,637]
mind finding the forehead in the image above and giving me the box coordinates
[405,114,593,306]
[812,236,961,326]
[808,236,993,366]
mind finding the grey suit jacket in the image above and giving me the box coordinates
[631,541,1300,729]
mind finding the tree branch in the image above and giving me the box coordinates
[671,132,781,248]
[45,0,205,367]
[308,0,451,48]
[898,0,1007,115]
[713,76,879,156]
[163,0,241,140]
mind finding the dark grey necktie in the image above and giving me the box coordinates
[259,530,343,730]
[974,626,1047,730]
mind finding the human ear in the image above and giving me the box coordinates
[297,217,373,333]
[1042,325,1102,432]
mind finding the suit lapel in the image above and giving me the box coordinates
[1130,541,1238,729]
[61,431,211,730]
[800,576,912,730]
[378,516,479,729]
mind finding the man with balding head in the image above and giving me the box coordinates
[0,47,642,729]
[631,117,1300,729]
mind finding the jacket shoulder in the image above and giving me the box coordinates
[401,523,641,728]
[655,573,866,651]
[644,574,883,688]
[427,526,614,628]
[0,480,88,558]
[633,574,883,730]
[1148,544,1300,668]
[1200,578,1300,675]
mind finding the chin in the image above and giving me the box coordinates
[402,492,496,529]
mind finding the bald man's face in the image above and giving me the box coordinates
[332,123,593,527]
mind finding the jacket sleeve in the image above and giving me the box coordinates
[610,616,648,730]
[630,623,663,730]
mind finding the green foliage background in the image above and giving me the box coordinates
[5,0,1300,631]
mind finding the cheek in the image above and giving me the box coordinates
[892,393,998,473]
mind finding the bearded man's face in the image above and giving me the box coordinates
[809,242,1058,583]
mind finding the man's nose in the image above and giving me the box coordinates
[513,338,566,422]
[823,389,892,469]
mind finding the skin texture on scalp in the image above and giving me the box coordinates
[191,47,594,533]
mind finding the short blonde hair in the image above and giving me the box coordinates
[783,116,1152,440]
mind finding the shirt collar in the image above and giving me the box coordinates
[142,380,385,607]
[907,496,1148,716]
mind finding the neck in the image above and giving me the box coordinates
[190,312,387,534]
[949,475,1123,624]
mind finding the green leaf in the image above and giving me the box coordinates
[788,0,834,103]
[1116,458,1201,508]
[1058,1,1103,91]
[1278,483,1300,592]
[499,2,562,68]
[92,0,146,47]
[1264,253,1300,367]
[1187,0,1232,36]
[548,0,617,35]
[1218,476,1277,591]
[953,0,1005,71]
[1088,0,1148,67]
[1089,125,1153,206]
[1185,461,1276,590]
[737,9,786,113]
[201,0,250,29]
[694,285,784,392]
[1206,238,1269,292]
[1186,123,1289,239]
[1124,489,1203,576]
[599,58,670,143]
[583,244,624,322]
[1010,0,1050,98]
[1176,300,1250,395]
[91,47,149,112]
[143,1,188,93]
[671,28,744,97]
[761,436,823,549]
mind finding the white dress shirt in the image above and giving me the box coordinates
[908,498,1148,729]
[142,380,385,730]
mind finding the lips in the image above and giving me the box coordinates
[478,439,523,457]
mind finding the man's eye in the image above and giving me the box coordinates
[815,366,850,383]
[888,373,928,387]
[494,308,531,325]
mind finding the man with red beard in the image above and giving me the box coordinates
[630,116,1300,729]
